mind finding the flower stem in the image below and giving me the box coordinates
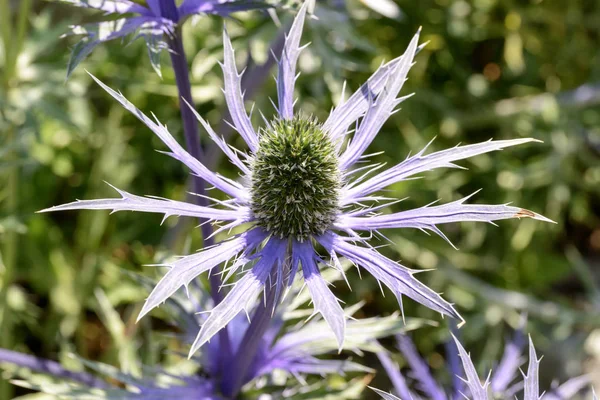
[221,272,278,398]
[222,255,289,398]
[166,28,232,370]
[158,0,179,23]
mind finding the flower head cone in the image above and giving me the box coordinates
[43,3,553,356]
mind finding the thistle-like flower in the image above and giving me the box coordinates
[372,330,594,400]
[43,3,552,355]
[60,0,272,76]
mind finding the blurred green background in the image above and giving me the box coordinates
[1,0,599,398]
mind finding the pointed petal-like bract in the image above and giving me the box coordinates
[396,335,447,400]
[323,42,426,142]
[370,387,403,400]
[490,325,526,393]
[137,235,250,321]
[277,2,308,119]
[221,28,259,152]
[178,0,206,16]
[452,334,489,400]
[269,314,426,362]
[295,240,346,350]
[445,331,465,400]
[66,39,100,79]
[88,74,248,201]
[190,238,287,354]
[145,33,165,78]
[337,195,553,234]
[67,17,152,77]
[192,271,268,354]
[543,375,592,400]
[321,233,460,320]
[40,184,249,222]
[56,0,148,14]
[0,348,111,389]
[523,336,541,400]
[184,98,251,174]
[343,138,541,205]
[376,350,414,400]
[339,30,419,170]
[179,0,272,18]
[281,357,371,376]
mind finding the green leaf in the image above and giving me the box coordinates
[66,39,99,79]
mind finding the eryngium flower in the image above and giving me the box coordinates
[60,0,271,76]
[43,3,552,355]
[373,330,594,400]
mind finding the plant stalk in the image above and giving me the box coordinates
[221,268,281,398]
[166,26,232,371]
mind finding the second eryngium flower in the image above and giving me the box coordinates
[61,0,273,76]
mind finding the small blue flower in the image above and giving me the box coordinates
[60,0,272,76]
[43,2,552,356]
